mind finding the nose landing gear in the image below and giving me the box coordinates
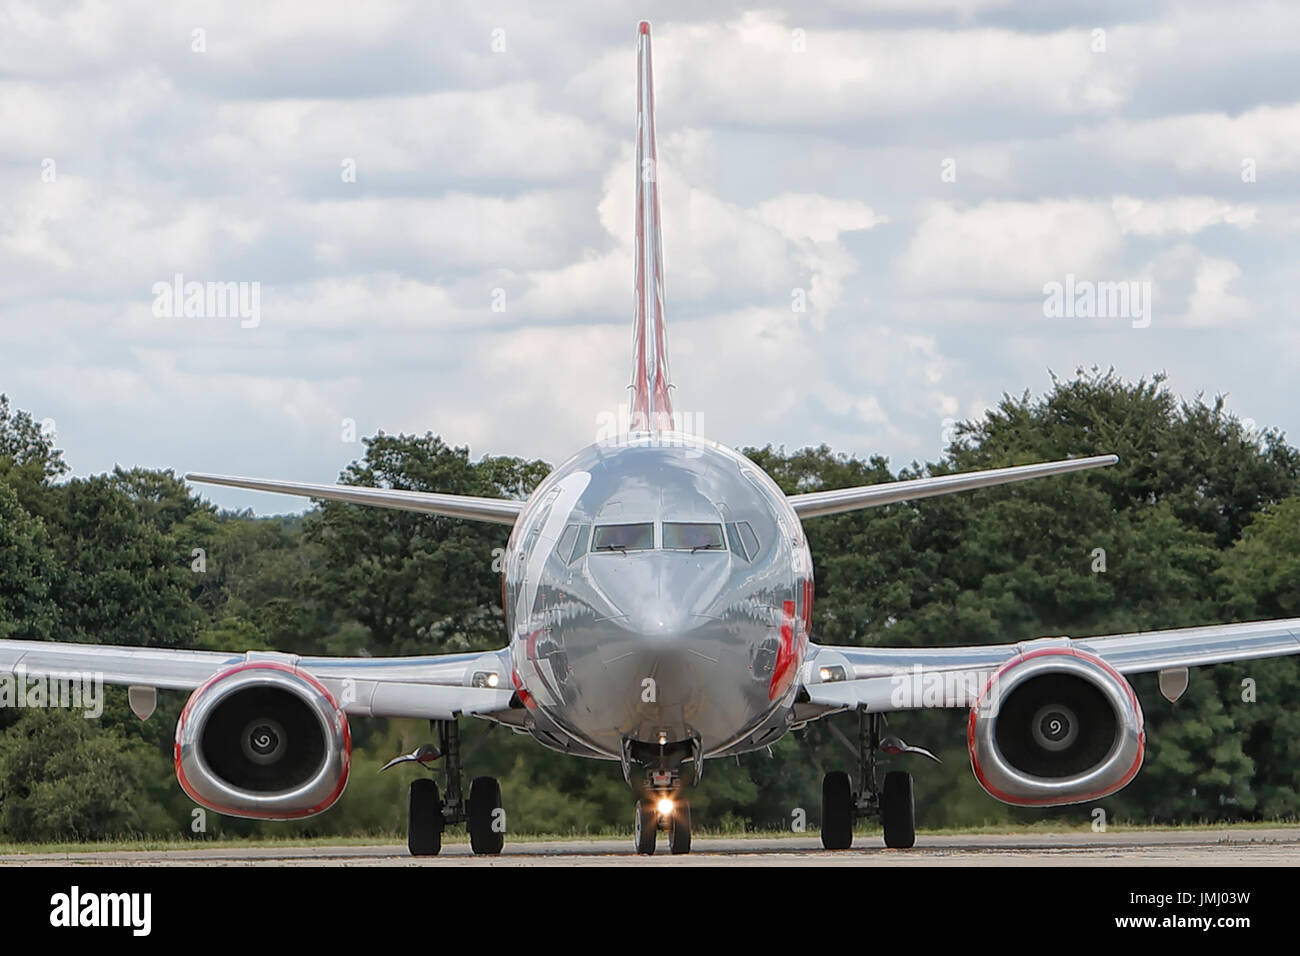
[633,769,692,855]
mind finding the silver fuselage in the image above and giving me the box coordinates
[502,432,813,765]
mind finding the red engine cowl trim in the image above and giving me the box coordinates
[967,647,1145,807]
[175,661,351,820]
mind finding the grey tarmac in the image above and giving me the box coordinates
[1,828,1297,866]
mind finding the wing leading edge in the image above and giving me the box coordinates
[0,640,516,720]
[787,454,1119,519]
[800,617,1300,715]
[186,473,523,525]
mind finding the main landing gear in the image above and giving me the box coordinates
[384,719,505,857]
[821,708,937,851]
[634,769,692,856]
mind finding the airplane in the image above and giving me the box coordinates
[3,20,1299,857]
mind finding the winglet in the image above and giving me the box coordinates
[629,20,674,433]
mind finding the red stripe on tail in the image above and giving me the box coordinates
[630,22,674,433]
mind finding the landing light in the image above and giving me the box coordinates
[819,665,848,683]
[471,671,501,689]
[656,797,674,816]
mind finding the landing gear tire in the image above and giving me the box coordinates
[821,770,854,850]
[668,801,692,855]
[881,770,916,849]
[468,776,505,855]
[634,800,657,855]
[408,778,444,857]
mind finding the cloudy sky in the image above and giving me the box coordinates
[2,0,1297,513]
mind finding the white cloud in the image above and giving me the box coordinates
[300,191,596,273]
[1112,196,1258,236]
[899,195,1259,300]
[1079,103,1300,177]
[0,176,223,295]
[570,12,1134,127]
[1,0,1298,513]
[756,193,886,243]
[899,199,1123,297]
[1183,255,1248,327]
[1145,248,1250,328]
[205,86,613,186]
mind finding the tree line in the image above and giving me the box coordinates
[1,368,1298,841]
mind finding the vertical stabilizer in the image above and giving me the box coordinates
[629,20,674,433]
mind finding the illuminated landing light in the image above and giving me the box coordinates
[819,665,848,683]
[656,797,674,816]
[471,671,501,688]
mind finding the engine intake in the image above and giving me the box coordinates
[175,662,350,820]
[968,648,1143,807]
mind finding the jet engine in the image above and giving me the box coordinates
[175,662,350,819]
[967,648,1144,806]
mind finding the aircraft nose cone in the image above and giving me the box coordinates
[624,598,700,640]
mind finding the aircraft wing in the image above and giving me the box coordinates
[786,454,1118,519]
[800,617,1300,715]
[186,473,524,526]
[0,640,517,720]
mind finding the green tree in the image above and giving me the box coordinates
[36,476,202,649]
[0,483,59,641]
[1211,496,1300,818]
[0,393,67,504]
[2,372,1299,840]
[0,709,173,841]
[304,433,547,655]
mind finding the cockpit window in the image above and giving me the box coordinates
[555,524,579,562]
[568,524,591,562]
[725,521,761,560]
[725,522,748,559]
[592,522,654,552]
[663,522,725,552]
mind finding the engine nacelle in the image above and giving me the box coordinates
[968,647,1144,807]
[175,662,350,820]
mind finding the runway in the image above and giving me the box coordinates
[3,828,1297,866]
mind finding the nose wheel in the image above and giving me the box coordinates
[634,800,657,854]
[668,801,691,854]
[633,769,692,855]
[632,797,692,855]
